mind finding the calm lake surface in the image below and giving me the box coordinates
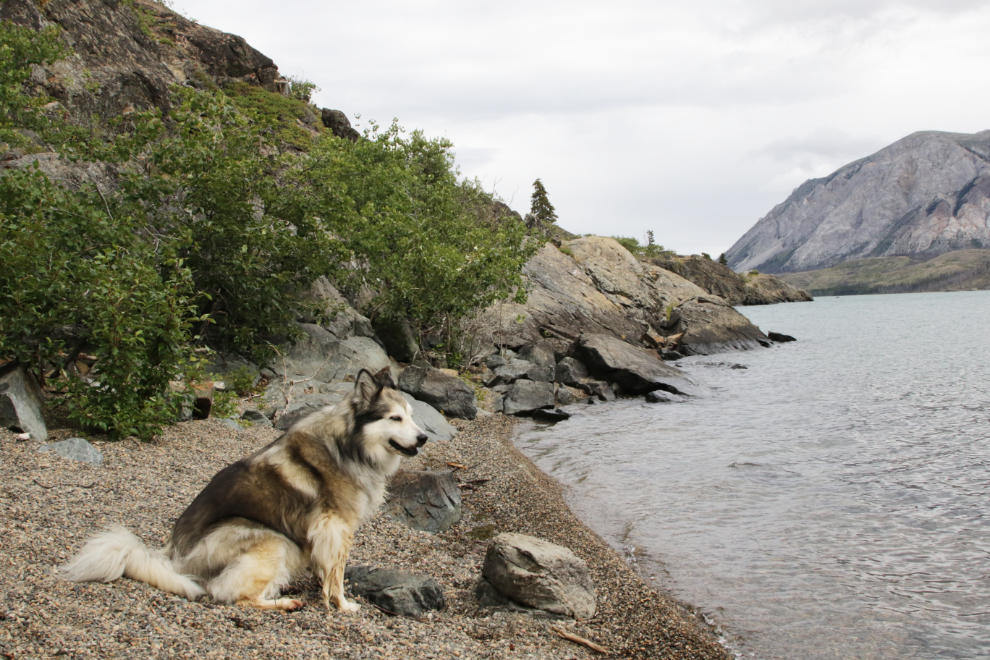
[515,291,990,660]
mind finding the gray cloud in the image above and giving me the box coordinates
[171,0,990,256]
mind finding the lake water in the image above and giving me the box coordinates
[515,291,990,660]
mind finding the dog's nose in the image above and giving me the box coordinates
[416,433,428,446]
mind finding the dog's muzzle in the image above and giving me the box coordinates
[389,434,428,457]
[389,439,418,456]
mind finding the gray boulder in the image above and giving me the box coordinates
[555,385,587,406]
[517,342,556,370]
[485,354,508,370]
[398,366,477,420]
[269,323,390,385]
[645,390,673,403]
[0,365,47,441]
[483,359,534,387]
[38,437,102,466]
[401,393,457,442]
[554,357,588,387]
[584,380,616,402]
[502,380,555,416]
[577,334,703,396]
[345,565,445,616]
[526,365,554,383]
[482,533,596,620]
[385,470,462,533]
[240,409,273,428]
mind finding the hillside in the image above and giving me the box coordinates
[726,130,990,274]
[648,255,812,305]
[779,249,990,296]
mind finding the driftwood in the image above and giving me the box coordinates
[550,626,609,654]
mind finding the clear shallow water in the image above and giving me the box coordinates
[515,291,990,660]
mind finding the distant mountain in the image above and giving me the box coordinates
[726,130,990,274]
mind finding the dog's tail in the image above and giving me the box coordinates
[60,526,204,600]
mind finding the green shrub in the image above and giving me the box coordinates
[225,365,259,396]
[612,236,642,254]
[211,389,239,419]
[286,75,319,102]
[224,81,320,151]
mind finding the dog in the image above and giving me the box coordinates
[60,367,427,612]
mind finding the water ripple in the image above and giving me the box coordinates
[515,291,990,660]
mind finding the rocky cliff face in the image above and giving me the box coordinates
[472,237,770,357]
[650,255,812,305]
[0,0,357,137]
[727,130,990,273]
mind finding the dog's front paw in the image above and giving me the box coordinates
[338,599,361,613]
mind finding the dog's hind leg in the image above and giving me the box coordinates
[206,535,306,611]
[308,514,359,613]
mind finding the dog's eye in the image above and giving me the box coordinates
[390,415,402,422]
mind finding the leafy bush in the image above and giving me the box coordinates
[0,22,537,437]
[225,366,260,396]
[0,21,65,149]
[301,121,537,347]
[224,81,321,151]
[612,235,642,254]
[286,75,319,102]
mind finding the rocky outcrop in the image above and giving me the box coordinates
[345,566,446,616]
[727,130,990,274]
[652,255,812,305]
[0,365,47,442]
[576,334,703,396]
[481,533,596,620]
[474,237,770,357]
[321,109,360,143]
[398,367,477,420]
[385,470,462,533]
[0,0,281,121]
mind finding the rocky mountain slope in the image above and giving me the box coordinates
[726,130,990,274]
[780,249,990,296]
[0,0,356,137]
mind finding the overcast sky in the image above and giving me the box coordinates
[170,0,990,256]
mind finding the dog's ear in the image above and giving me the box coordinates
[374,366,396,390]
[353,369,382,410]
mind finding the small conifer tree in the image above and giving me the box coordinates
[528,178,557,236]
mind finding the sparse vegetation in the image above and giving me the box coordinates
[224,80,321,151]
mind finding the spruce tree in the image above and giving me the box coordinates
[528,178,557,236]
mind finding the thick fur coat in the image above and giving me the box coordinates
[61,368,428,611]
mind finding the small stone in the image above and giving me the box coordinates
[345,565,445,616]
[386,470,462,533]
[645,391,673,403]
[240,409,273,428]
[532,408,571,423]
[38,438,103,466]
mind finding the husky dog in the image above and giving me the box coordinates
[61,368,427,612]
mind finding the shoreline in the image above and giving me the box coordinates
[0,413,730,659]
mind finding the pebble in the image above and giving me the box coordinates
[0,414,730,659]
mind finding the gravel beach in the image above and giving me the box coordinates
[0,409,732,660]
